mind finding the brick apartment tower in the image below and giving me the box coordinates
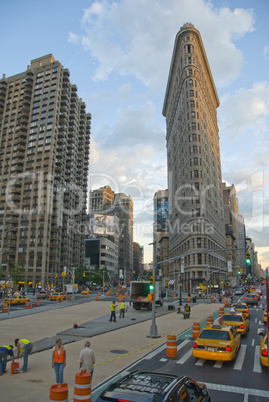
[0,54,91,288]
[163,24,226,292]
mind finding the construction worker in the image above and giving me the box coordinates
[0,345,14,375]
[52,338,66,384]
[14,338,33,373]
[119,300,125,318]
[109,301,117,322]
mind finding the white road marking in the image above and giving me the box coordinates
[234,345,247,370]
[160,358,167,362]
[255,318,257,323]
[203,381,269,399]
[176,348,192,364]
[195,358,205,366]
[251,339,255,346]
[214,360,223,368]
[253,345,262,373]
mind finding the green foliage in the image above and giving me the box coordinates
[10,264,24,287]
[75,265,87,286]
[87,266,110,285]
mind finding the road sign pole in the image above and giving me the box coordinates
[147,240,160,338]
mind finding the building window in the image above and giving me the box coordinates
[193,157,198,166]
[196,208,200,216]
[193,145,197,153]
[191,122,196,130]
[191,111,195,119]
[197,238,201,247]
[190,90,194,97]
[194,170,199,178]
[197,254,202,264]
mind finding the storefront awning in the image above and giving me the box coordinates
[168,280,175,285]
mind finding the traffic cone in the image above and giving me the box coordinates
[30,304,33,309]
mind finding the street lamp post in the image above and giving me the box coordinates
[147,241,160,338]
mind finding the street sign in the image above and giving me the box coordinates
[72,275,75,279]
[205,277,209,281]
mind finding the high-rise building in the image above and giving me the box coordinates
[163,23,226,293]
[0,54,91,288]
[89,185,115,213]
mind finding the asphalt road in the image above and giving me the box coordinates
[92,289,269,402]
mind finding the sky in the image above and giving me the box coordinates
[1,0,269,269]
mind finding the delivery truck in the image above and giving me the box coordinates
[130,280,164,310]
[64,284,78,294]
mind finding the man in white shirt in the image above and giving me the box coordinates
[79,341,96,380]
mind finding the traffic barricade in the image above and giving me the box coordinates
[73,370,91,402]
[219,306,224,318]
[25,301,29,309]
[224,298,229,307]
[36,299,40,307]
[207,316,213,326]
[192,322,201,339]
[95,295,99,301]
[2,304,8,313]
[11,362,19,374]
[166,335,177,357]
[211,296,215,303]
[49,383,68,402]
[187,296,191,303]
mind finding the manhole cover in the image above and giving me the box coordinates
[110,349,129,354]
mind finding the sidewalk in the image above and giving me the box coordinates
[0,299,219,402]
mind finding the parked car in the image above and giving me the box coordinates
[235,288,245,295]
[96,371,210,401]
[263,308,267,324]
[4,295,30,305]
[192,324,241,361]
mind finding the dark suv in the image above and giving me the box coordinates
[96,371,210,401]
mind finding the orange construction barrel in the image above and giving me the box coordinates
[73,371,91,402]
[166,335,177,357]
[95,295,99,301]
[49,383,68,402]
[211,296,215,303]
[192,322,201,339]
[224,298,229,307]
[219,306,224,318]
[36,299,40,307]
[207,316,213,326]
[187,296,191,303]
[11,362,19,374]
[25,301,29,309]
[2,304,8,313]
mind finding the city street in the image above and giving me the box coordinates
[0,287,268,401]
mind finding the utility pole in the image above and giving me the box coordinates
[147,241,160,338]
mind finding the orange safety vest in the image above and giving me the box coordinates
[54,346,65,363]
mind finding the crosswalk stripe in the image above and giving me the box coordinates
[176,348,192,364]
[234,345,247,370]
[214,361,223,368]
[195,359,205,366]
[253,345,262,373]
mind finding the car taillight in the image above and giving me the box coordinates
[225,346,232,352]
[193,343,198,349]
[240,325,244,329]
[254,297,257,300]
[262,349,268,357]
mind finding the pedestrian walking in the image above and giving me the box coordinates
[79,340,95,379]
[14,338,33,373]
[52,338,66,384]
[110,301,117,322]
[0,345,14,375]
[119,300,125,318]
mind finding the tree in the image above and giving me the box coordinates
[87,266,110,286]
[10,264,24,289]
[75,265,87,286]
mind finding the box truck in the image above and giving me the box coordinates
[130,281,163,310]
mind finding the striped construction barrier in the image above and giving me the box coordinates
[36,299,40,307]
[166,335,177,357]
[207,316,213,326]
[192,322,200,339]
[73,370,91,402]
[219,306,224,318]
[25,301,30,309]
[2,304,8,313]
[49,383,68,402]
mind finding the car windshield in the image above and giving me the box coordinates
[199,329,231,340]
[223,315,243,322]
[235,305,247,309]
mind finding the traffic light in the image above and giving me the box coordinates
[246,252,251,264]
[55,274,58,278]
[83,272,85,277]
[149,276,154,293]
[238,269,242,275]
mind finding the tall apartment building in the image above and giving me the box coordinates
[222,182,240,285]
[0,54,91,288]
[88,186,133,282]
[238,214,246,274]
[153,189,169,287]
[163,24,226,292]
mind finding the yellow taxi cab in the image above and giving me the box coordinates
[192,323,241,361]
[222,312,249,336]
[49,292,66,301]
[249,286,257,292]
[263,308,267,324]
[81,288,91,295]
[260,332,268,367]
[4,294,30,305]
[231,302,250,318]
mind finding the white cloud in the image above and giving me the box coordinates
[69,0,255,89]
[68,32,80,45]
